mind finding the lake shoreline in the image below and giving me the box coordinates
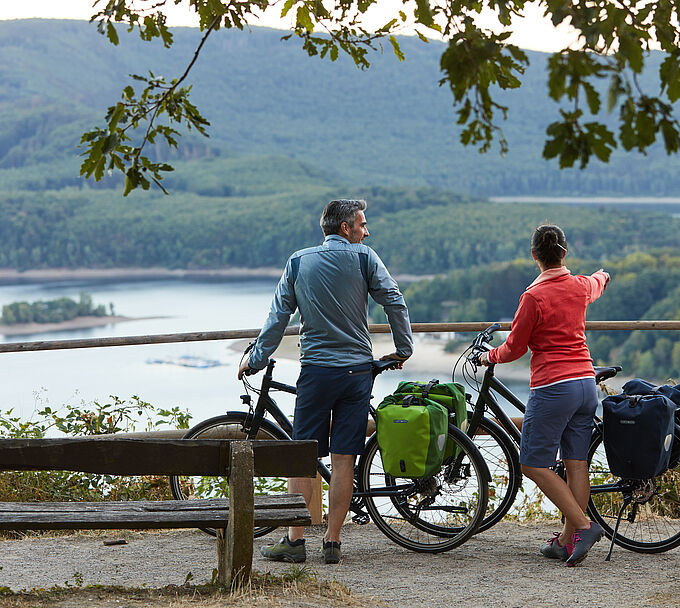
[0,267,284,285]
[0,267,437,285]
[231,334,534,383]
[0,315,161,337]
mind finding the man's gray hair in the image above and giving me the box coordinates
[320,199,367,236]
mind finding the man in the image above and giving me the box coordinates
[238,199,413,564]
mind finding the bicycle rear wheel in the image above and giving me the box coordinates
[169,412,290,538]
[587,427,680,553]
[359,423,489,552]
[468,413,521,533]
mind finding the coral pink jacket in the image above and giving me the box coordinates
[488,268,609,388]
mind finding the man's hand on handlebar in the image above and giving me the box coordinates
[379,352,409,370]
[237,358,258,380]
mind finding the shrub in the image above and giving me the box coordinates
[0,396,192,506]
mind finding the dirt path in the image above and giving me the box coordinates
[1,521,678,607]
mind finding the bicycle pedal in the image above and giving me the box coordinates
[352,513,370,525]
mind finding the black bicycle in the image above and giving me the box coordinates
[169,345,490,553]
[460,323,680,553]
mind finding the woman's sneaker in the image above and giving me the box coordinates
[260,535,306,563]
[322,539,341,564]
[566,522,604,567]
[540,533,572,561]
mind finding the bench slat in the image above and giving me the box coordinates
[0,504,311,530]
[0,495,307,513]
[0,438,317,477]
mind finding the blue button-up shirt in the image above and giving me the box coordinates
[250,234,413,368]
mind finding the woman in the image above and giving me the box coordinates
[480,224,610,566]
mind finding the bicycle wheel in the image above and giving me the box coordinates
[468,414,522,533]
[359,423,489,552]
[169,412,291,538]
[587,427,680,553]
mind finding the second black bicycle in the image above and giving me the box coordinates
[170,348,490,553]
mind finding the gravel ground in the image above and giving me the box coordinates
[1,521,679,607]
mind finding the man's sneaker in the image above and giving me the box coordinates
[322,539,341,564]
[566,522,604,567]
[260,535,306,563]
[540,533,571,561]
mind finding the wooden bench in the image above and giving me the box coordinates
[0,437,317,587]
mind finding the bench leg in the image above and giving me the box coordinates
[217,441,254,588]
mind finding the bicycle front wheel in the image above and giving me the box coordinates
[169,412,291,538]
[587,427,680,553]
[468,413,521,533]
[359,423,489,553]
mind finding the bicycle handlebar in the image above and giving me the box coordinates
[472,323,502,348]
[467,323,502,365]
[241,344,400,380]
[371,359,401,378]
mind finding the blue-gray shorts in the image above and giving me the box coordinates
[293,363,372,458]
[520,377,598,468]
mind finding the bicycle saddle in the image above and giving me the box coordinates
[594,366,622,383]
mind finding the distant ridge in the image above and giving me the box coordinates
[0,18,678,197]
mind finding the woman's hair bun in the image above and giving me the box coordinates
[531,224,567,267]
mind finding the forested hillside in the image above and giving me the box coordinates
[1,19,680,197]
[1,19,679,380]
[1,181,679,273]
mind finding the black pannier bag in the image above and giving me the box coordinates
[602,392,676,479]
[622,379,680,408]
[621,379,680,468]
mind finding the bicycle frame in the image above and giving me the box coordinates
[242,359,417,505]
[467,363,524,447]
[466,359,618,450]
[246,359,296,439]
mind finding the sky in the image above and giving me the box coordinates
[0,1,578,53]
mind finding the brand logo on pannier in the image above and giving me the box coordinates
[619,420,636,424]
[393,419,408,423]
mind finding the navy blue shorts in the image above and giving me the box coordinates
[520,378,598,468]
[293,363,373,458]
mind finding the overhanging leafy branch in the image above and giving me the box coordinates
[81,0,680,196]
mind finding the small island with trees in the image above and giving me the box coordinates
[0,292,125,336]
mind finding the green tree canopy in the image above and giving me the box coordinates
[81,0,680,195]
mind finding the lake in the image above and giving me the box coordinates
[0,278,530,431]
[0,279,287,427]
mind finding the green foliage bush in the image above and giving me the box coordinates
[0,396,191,508]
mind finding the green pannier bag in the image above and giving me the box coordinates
[391,380,468,461]
[376,379,468,478]
[393,380,467,432]
[376,392,449,478]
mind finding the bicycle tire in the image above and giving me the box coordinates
[358,423,489,552]
[169,412,291,538]
[587,427,680,553]
[468,413,522,533]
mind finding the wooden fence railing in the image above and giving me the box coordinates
[1,320,679,353]
[1,320,678,524]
